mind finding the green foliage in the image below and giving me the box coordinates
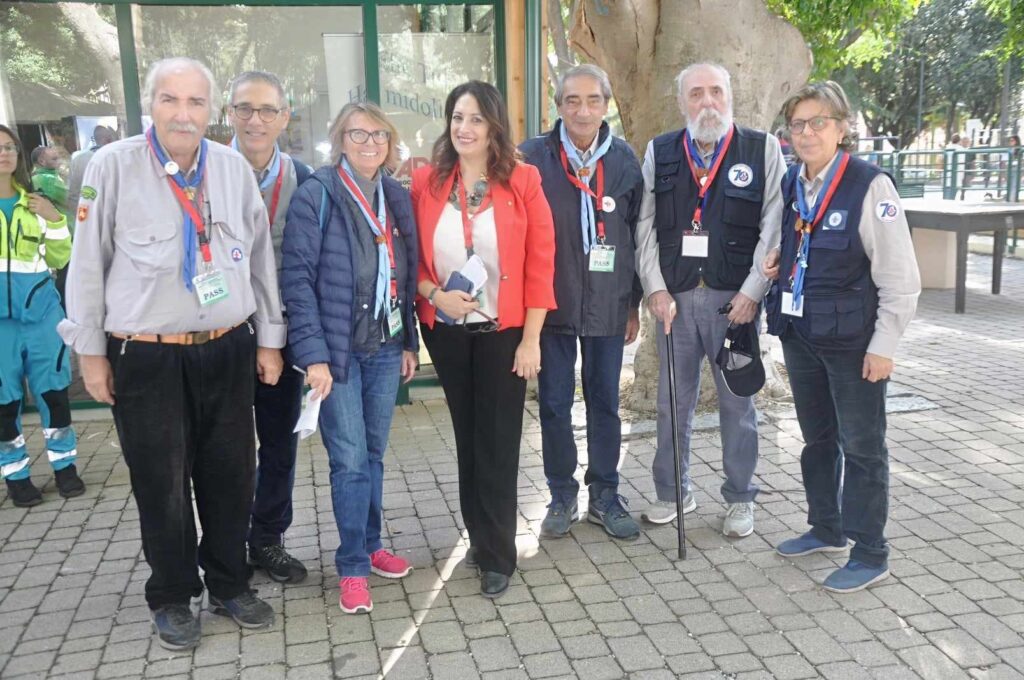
[766,0,919,77]
[0,5,105,96]
[981,0,1024,58]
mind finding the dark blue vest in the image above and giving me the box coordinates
[767,155,881,351]
[651,125,767,292]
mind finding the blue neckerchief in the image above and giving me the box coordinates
[231,137,281,192]
[559,121,613,254]
[684,129,728,223]
[146,126,208,291]
[339,157,389,319]
[791,152,846,307]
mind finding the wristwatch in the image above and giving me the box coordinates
[427,286,440,306]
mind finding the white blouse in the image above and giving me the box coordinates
[433,202,499,322]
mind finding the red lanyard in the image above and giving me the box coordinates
[682,126,734,228]
[559,147,606,242]
[456,168,493,257]
[165,180,212,264]
[337,167,397,299]
[266,169,284,230]
[788,153,851,283]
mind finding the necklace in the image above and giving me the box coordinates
[449,176,489,211]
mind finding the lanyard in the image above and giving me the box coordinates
[559,147,606,242]
[788,152,850,304]
[145,130,212,265]
[456,168,493,257]
[265,169,284,229]
[682,126,734,231]
[336,165,397,300]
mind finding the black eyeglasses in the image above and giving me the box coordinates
[231,104,283,123]
[345,129,390,144]
[787,116,842,135]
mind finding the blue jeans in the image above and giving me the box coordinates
[781,330,890,568]
[538,332,624,500]
[319,343,402,578]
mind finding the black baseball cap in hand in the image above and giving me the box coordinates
[716,322,766,398]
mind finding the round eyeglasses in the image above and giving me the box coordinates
[787,116,842,135]
[231,104,283,123]
[345,129,391,144]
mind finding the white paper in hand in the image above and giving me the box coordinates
[460,254,489,296]
[293,390,322,440]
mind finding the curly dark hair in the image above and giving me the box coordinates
[430,80,518,194]
[0,124,33,190]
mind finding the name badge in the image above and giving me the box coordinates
[681,231,709,258]
[589,244,616,272]
[781,291,804,317]
[193,269,229,306]
[387,303,403,338]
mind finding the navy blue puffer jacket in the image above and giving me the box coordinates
[281,165,418,384]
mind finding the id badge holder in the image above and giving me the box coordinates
[681,222,709,258]
[193,267,229,306]
[589,243,616,272]
[386,302,403,338]
[781,291,804,317]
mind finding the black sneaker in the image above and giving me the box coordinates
[250,544,307,583]
[6,478,43,508]
[208,591,275,629]
[480,571,510,599]
[151,603,201,650]
[54,465,86,498]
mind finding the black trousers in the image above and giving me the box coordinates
[421,322,525,576]
[108,323,257,609]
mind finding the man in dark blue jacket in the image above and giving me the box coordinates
[520,65,644,541]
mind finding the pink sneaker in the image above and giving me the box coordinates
[339,577,372,614]
[370,549,412,578]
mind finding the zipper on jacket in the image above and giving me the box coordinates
[56,345,66,373]
[24,276,49,310]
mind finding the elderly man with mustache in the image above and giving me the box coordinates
[634,63,785,538]
[59,57,285,651]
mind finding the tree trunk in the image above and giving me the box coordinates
[570,0,811,414]
[58,3,127,131]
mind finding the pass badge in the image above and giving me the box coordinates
[193,269,229,306]
[601,196,616,213]
[681,231,709,258]
[387,303,403,338]
[589,244,616,272]
[781,291,804,317]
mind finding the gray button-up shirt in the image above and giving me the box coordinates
[58,134,286,355]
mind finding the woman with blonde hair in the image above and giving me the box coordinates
[281,101,418,614]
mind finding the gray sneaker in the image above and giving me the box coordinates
[208,591,274,629]
[587,489,640,540]
[151,603,201,650]
[641,494,696,524]
[722,502,754,538]
[540,497,579,538]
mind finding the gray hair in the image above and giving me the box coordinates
[674,63,733,103]
[141,57,218,115]
[554,64,613,106]
[780,80,856,151]
[227,70,287,108]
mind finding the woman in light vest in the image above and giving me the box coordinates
[0,124,82,507]
[281,102,418,614]
[764,82,921,593]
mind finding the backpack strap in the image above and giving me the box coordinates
[318,184,329,232]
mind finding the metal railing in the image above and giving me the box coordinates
[853,147,1022,203]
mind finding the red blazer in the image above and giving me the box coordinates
[411,162,557,330]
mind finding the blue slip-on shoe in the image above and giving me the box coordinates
[540,496,579,538]
[823,560,890,593]
[587,489,640,541]
[776,532,849,557]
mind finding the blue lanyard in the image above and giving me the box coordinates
[790,152,848,307]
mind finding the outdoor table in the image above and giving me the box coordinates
[901,198,1024,313]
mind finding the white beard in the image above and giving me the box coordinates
[687,107,733,145]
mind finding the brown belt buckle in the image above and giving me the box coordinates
[191,330,211,345]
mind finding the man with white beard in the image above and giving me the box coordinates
[634,63,785,538]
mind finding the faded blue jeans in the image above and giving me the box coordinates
[319,343,402,578]
[781,329,890,568]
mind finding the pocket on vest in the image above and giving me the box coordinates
[807,296,865,338]
[652,177,677,233]
[721,186,761,228]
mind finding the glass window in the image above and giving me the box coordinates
[1,2,126,196]
[133,5,365,167]
[377,4,497,184]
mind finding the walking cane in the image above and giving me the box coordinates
[664,328,687,560]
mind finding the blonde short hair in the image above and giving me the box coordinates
[328,101,400,171]
[781,81,856,151]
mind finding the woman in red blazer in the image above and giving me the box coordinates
[411,80,556,599]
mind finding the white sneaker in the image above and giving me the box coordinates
[641,494,696,524]
[722,502,754,538]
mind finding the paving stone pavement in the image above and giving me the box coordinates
[1,252,1023,680]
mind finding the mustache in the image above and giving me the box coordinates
[687,107,732,144]
[167,122,199,134]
